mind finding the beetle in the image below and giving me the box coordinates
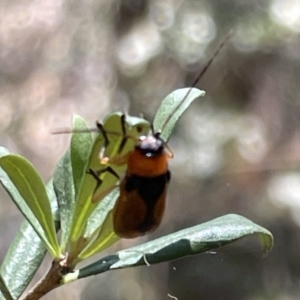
[113,134,171,238]
[89,115,174,238]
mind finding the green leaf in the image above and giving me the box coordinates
[70,115,93,197]
[0,276,13,300]
[46,180,60,223]
[0,220,47,300]
[53,149,75,252]
[62,214,273,282]
[0,154,61,258]
[79,213,119,260]
[0,173,59,300]
[84,188,119,238]
[77,189,120,260]
[153,88,205,141]
[68,113,150,246]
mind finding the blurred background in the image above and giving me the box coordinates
[0,0,300,299]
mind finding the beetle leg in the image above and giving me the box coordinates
[96,120,109,161]
[87,167,120,203]
[99,114,134,165]
[118,113,128,154]
[87,166,120,191]
[98,114,131,163]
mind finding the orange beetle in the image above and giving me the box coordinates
[93,116,173,238]
[113,135,171,238]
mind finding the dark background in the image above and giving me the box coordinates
[1,0,300,299]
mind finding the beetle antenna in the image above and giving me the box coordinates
[190,30,233,89]
[160,30,233,133]
[52,128,99,134]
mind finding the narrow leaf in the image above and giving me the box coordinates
[53,149,75,252]
[0,276,13,300]
[0,221,47,300]
[63,214,273,281]
[77,190,120,260]
[0,155,60,258]
[84,188,119,237]
[0,175,59,300]
[79,213,119,260]
[70,115,93,197]
[153,88,205,142]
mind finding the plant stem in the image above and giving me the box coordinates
[21,260,64,300]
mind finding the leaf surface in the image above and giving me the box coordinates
[153,88,205,141]
[70,214,273,280]
[0,155,60,258]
